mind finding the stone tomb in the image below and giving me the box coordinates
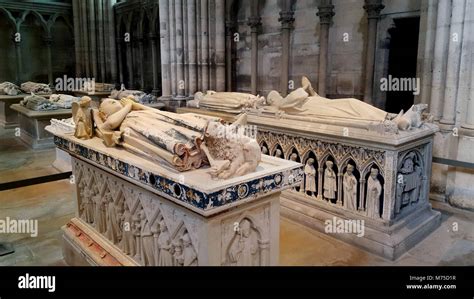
[0,94,49,129]
[52,132,302,266]
[177,107,442,260]
[10,104,72,149]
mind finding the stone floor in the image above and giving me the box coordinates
[1,178,473,266]
[0,127,59,184]
[0,126,473,266]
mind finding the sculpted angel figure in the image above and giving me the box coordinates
[90,97,261,179]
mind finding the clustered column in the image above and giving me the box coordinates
[278,1,295,97]
[247,0,261,96]
[159,0,226,102]
[316,0,335,98]
[363,0,384,105]
[73,0,117,83]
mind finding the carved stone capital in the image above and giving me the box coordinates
[316,4,335,25]
[278,10,295,28]
[363,0,385,19]
[247,16,262,29]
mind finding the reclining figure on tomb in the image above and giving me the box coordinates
[189,91,266,113]
[110,85,158,104]
[76,96,261,179]
[262,77,429,132]
[20,93,80,111]
[20,81,52,95]
[0,82,21,96]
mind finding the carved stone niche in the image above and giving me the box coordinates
[55,132,301,266]
[174,107,441,261]
[255,125,441,261]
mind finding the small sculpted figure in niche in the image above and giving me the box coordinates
[228,219,258,266]
[72,97,93,140]
[274,149,283,159]
[133,211,142,262]
[395,153,421,214]
[261,145,269,155]
[120,204,135,256]
[263,77,428,131]
[80,189,94,223]
[157,220,174,266]
[304,158,317,196]
[182,232,198,266]
[343,164,358,211]
[172,240,184,266]
[323,161,337,202]
[139,210,155,266]
[190,91,266,112]
[91,97,261,179]
[366,168,383,219]
[105,199,122,244]
[93,192,108,233]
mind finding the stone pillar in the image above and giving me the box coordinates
[116,33,124,85]
[150,32,160,95]
[278,2,295,97]
[159,0,172,98]
[215,0,226,91]
[247,1,261,95]
[187,0,198,96]
[44,35,54,87]
[316,1,335,98]
[89,0,98,80]
[175,0,186,98]
[461,0,474,132]
[169,0,177,96]
[359,179,366,211]
[81,0,91,77]
[439,0,466,128]
[126,31,133,89]
[337,173,343,206]
[138,34,145,89]
[97,0,106,82]
[419,0,438,106]
[430,0,451,120]
[363,0,384,105]
[13,35,22,84]
[201,0,209,91]
[225,19,235,91]
[72,0,82,77]
[107,0,118,84]
[317,167,324,199]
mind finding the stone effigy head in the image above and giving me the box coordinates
[99,98,123,118]
[307,158,315,165]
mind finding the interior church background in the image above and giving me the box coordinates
[0,0,473,266]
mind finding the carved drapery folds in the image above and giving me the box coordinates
[74,159,199,266]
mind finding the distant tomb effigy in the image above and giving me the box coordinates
[180,76,441,260]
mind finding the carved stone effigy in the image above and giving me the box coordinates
[52,131,302,266]
[176,80,442,260]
